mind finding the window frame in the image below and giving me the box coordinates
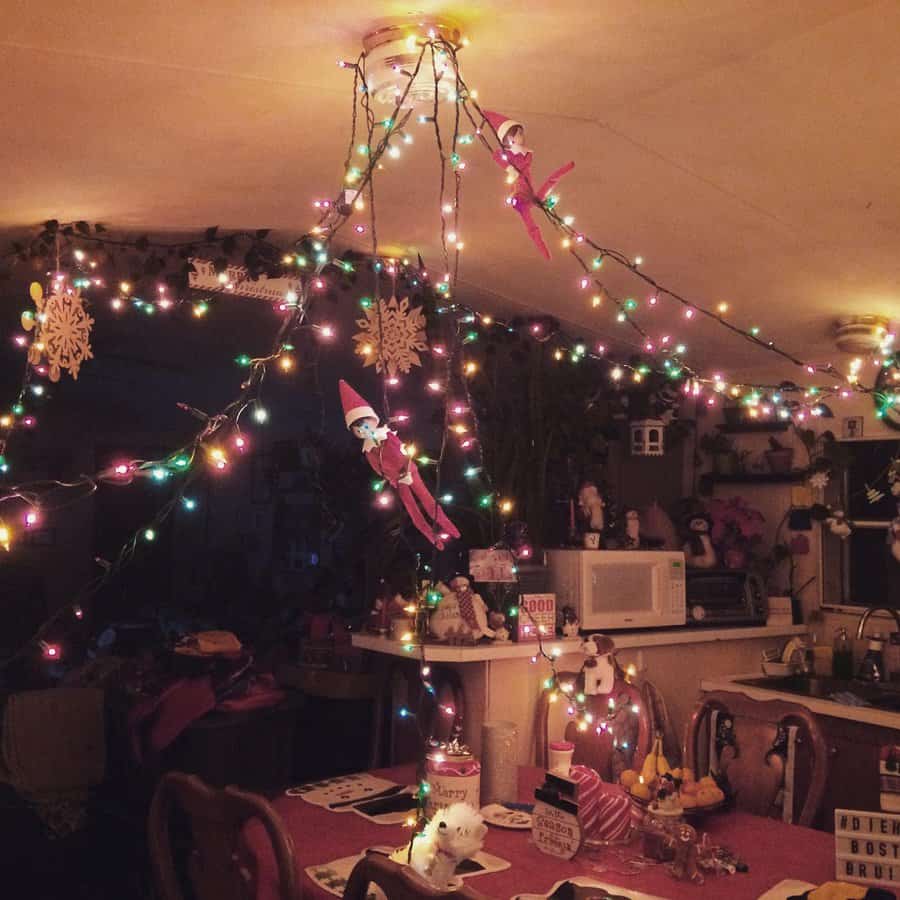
[819,437,899,611]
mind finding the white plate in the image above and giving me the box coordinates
[480,803,533,830]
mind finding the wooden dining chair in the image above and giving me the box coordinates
[388,664,467,764]
[684,690,829,827]
[534,670,652,781]
[148,771,299,900]
[343,848,494,900]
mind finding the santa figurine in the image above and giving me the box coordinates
[578,482,606,533]
[483,110,575,261]
[340,380,460,549]
[622,507,642,550]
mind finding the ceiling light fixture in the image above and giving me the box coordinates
[361,16,464,108]
[834,315,891,354]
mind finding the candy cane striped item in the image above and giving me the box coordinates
[592,783,633,842]
[569,765,632,842]
[569,764,602,834]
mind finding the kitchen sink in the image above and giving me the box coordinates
[734,674,900,712]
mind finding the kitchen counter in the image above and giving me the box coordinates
[352,623,808,662]
[356,625,810,764]
[701,672,900,729]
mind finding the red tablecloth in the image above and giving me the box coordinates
[242,765,836,899]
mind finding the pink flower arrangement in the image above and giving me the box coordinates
[705,496,766,551]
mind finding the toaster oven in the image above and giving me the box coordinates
[685,568,766,626]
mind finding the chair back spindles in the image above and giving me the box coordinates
[534,670,652,780]
[684,690,829,827]
[148,771,299,900]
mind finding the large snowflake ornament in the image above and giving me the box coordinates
[353,295,428,377]
[23,281,94,381]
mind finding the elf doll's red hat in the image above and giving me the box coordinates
[339,380,377,428]
[482,109,521,144]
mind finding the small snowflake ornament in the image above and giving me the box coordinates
[353,295,427,377]
[23,281,94,381]
[808,471,829,491]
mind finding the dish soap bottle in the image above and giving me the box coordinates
[833,626,854,680]
[859,634,886,683]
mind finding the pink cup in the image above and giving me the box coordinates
[548,740,575,776]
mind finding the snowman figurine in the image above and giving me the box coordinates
[888,516,900,565]
[683,514,717,568]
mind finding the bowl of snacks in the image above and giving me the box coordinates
[620,758,728,822]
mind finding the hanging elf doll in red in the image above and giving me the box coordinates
[340,380,460,550]
[483,109,575,261]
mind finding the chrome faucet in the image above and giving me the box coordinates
[856,607,900,640]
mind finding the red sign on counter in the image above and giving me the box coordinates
[516,593,556,643]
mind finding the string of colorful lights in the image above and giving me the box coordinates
[0,31,896,675]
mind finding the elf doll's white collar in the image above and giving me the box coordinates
[361,425,391,454]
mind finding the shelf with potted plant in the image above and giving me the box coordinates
[716,422,791,435]
[702,470,810,485]
[700,433,807,487]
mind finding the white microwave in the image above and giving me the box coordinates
[545,550,686,630]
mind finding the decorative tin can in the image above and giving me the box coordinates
[425,743,481,817]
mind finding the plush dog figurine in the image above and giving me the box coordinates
[582,633,617,696]
[392,803,487,889]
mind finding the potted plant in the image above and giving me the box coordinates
[764,436,795,474]
[700,431,741,476]
[706,496,766,569]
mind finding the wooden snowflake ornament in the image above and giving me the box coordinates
[23,281,94,381]
[353,295,427,377]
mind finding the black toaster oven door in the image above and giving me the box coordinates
[685,569,766,625]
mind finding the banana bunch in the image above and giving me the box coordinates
[640,733,671,782]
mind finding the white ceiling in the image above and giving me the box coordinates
[3,0,899,383]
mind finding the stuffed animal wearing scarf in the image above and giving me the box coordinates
[483,110,574,260]
[430,574,494,641]
[393,803,487,890]
[340,380,460,550]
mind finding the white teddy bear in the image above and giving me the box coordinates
[392,803,487,889]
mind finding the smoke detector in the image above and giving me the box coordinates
[362,16,464,107]
[834,315,891,354]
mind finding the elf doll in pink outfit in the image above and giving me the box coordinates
[339,380,460,550]
[483,109,574,260]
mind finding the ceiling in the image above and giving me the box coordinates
[3,0,899,384]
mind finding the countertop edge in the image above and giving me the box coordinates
[351,624,808,662]
[700,674,900,729]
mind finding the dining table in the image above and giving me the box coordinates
[241,764,838,900]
